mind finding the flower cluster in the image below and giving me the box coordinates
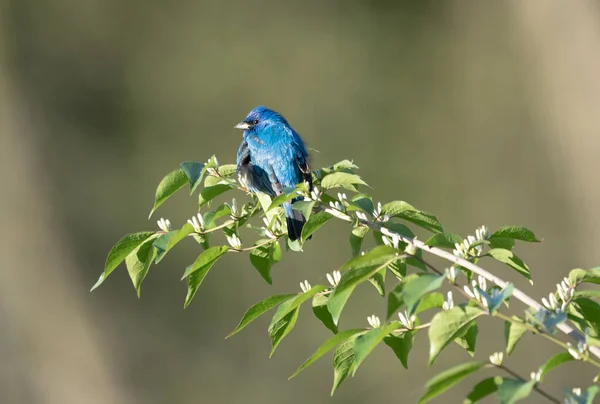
[442,291,454,311]
[157,218,171,232]
[187,213,204,232]
[326,270,341,288]
[541,277,574,313]
[303,185,321,202]
[453,225,489,259]
[398,310,416,329]
[226,233,242,250]
[489,352,504,366]
[463,276,490,308]
[300,280,312,293]
[372,202,390,223]
[367,315,381,328]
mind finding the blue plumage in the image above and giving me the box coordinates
[235,106,312,241]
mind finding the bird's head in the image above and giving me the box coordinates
[234,106,288,134]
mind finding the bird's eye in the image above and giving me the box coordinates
[251,119,259,125]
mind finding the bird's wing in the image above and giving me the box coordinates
[236,140,276,196]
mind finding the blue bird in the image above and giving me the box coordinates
[235,106,312,241]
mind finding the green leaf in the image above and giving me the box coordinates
[490,226,540,242]
[333,159,359,171]
[455,323,478,357]
[331,333,362,395]
[504,318,528,355]
[487,249,531,281]
[495,378,535,404]
[289,329,364,379]
[249,240,282,284]
[182,245,229,307]
[267,191,300,212]
[226,294,296,338]
[350,194,374,214]
[416,292,445,314]
[149,169,187,218]
[321,172,367,191]
[387,281,406,320]
[125,235,159,297]
[418,362,486,403]
[352,322,398,375]
[349,227,369,257]
[301,211,333,242]
[198,183,234,206]
[489,237,515,250]
[381,201,443,233]
[180,161,206,194]
[312,294,338,334]
[368,266,386,296]
[569,267,600,285]
[402,274,445,315]
[327,286,355,326]
[292,200,316,221]
[387,259,407,280]
[539,352,573,381]
[569,297,600,335]
[574,290,600,300]
[425,233,464,249]
[464,377,498,404]
[269,307,299,356]
[204,164,237,187]
[270,285,327,325]
[339,245,399,272]
[384,331,414,369]
[428,306,484,365]
[93,231,156,291]
[153,223,194,263]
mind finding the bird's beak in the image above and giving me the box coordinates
[234,121,249,130]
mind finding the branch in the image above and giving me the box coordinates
[321,207,600,361]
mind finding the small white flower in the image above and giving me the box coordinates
[572,387,582,396]
[442,291,454,311]
[226,233,242,250]
[382,235,392,247]
[542,297,552,310]
[337,192,348,203]
[447,266,458,283]
[489,352,504,366]
[404,240,417,255]
[477,276,487,291]
[230,198,238,217]
[463,285,476,299]
[530,370,541,382]
[157,218,171,232]
[398,310,416,329]
[367,315,381,328]
[326,270,341,287]
[300,280,312,293]
[356,211,368,221]
[187,213,204,232]
[212,156,219,167]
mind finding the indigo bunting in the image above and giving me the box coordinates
[235,106,312,241]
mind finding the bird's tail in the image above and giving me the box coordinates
[284,202,307,241]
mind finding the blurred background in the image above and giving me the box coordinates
[2,0,600,403]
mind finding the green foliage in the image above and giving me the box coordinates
[95,156,600,402]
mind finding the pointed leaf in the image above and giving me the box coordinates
[495,378,535,404]
[226,294,296,338]
[350,194,374,214]
[271,285,327,325]
[539,352,574,381]
[204,164,237,187]
[504,318,528,355]
[125,235,159,297]
[269,307,299,356]
[249,240,282,284]
[428,306,484,365]
[418,362,486,403]
[464,377,498,404]
[267,191,300,212]
[292,200,316,221]
[93,231,156,291]
[489,237,515,250]
[149,169,187,218]
[425,233,463,249]
[455,323,478,357]
[153,223,194,263]
[352,322,399,375]
[402,274,445,314]
[381,201,443,233]
[349,227,369,257]
[490,226,540,242]
[183,245,229,307]
[331,333,362,395]
[312,294,338,334]
[289,329,364,379]
[368,266,386,296]
[416,292,445,314]
[301,211,333,242]
[569,267,600,285]
[180,161,206,194]
[487,249,531,280]
[327,286,355,326]
[198,183,234,206]
[384,331,414,369]
[321,172,367,191]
